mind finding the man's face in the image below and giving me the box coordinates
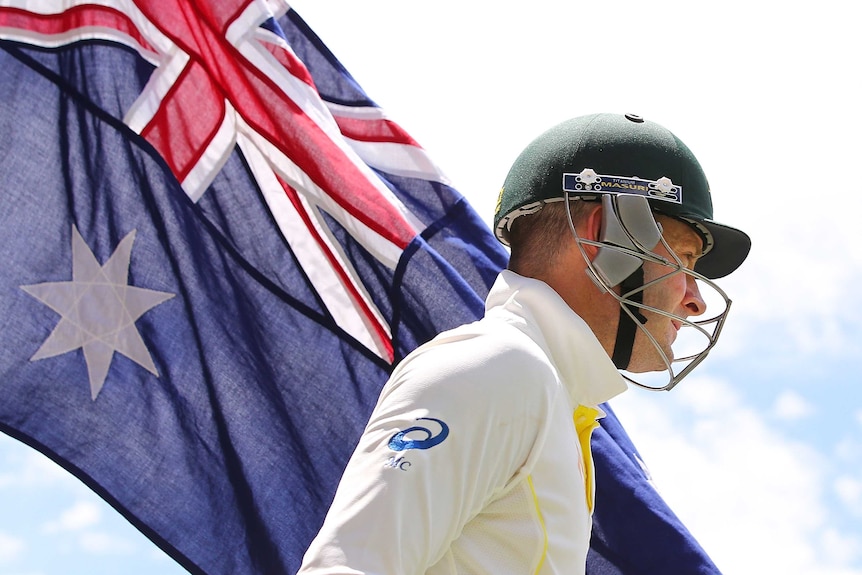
[626,215,707,373]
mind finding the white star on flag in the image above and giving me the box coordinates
[21,225,174,400]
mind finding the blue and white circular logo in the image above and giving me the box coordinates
[388,417,449,451]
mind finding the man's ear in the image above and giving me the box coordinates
[577,202,604,258]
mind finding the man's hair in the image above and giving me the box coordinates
[507,198,594,276]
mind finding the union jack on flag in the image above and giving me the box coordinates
[0,1,721,574]
[0,0,483,366]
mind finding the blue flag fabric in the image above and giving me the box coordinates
[588,404,721,574]
[0,2,719,574]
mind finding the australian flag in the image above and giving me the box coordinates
[0,1,720,573]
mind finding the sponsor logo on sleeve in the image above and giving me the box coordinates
[383,417,449,471]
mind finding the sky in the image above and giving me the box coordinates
[2,1,862,573]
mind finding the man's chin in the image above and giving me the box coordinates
[624,349,674,374]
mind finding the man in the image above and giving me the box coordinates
[298,113,751,574]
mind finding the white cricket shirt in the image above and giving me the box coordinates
[298,270,627,574]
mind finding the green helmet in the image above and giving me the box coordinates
[494,113,750,279]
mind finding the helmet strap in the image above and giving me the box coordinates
[611,267,648,370]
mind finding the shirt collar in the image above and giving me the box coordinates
[485,270,627,406]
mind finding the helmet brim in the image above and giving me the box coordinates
[694,220,751,279]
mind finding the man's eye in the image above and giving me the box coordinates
[677,252,696,268]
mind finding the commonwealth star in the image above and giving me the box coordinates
[21,225,174,400]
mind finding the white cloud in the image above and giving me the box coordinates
[77,531,136,555]
[42,501,101,534]
[611,376,861,575]
[0,438,77,491]
[0,532,25,562]
[835,438,858,460]
[835,476,862,517]
[772,390,814,421]
[41,502,138,557]
[822,528,862,569]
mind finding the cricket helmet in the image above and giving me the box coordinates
[494,113,750,280]
[494,113,751,390]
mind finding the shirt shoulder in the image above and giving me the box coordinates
[375,317,564,480]
[389,315,561,405]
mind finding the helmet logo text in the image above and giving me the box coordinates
[563,169,683,204]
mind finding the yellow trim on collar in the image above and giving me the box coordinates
[573,405,602,514]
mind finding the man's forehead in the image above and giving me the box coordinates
[656,215,704,254]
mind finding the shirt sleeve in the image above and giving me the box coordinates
[297,326,557,575]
